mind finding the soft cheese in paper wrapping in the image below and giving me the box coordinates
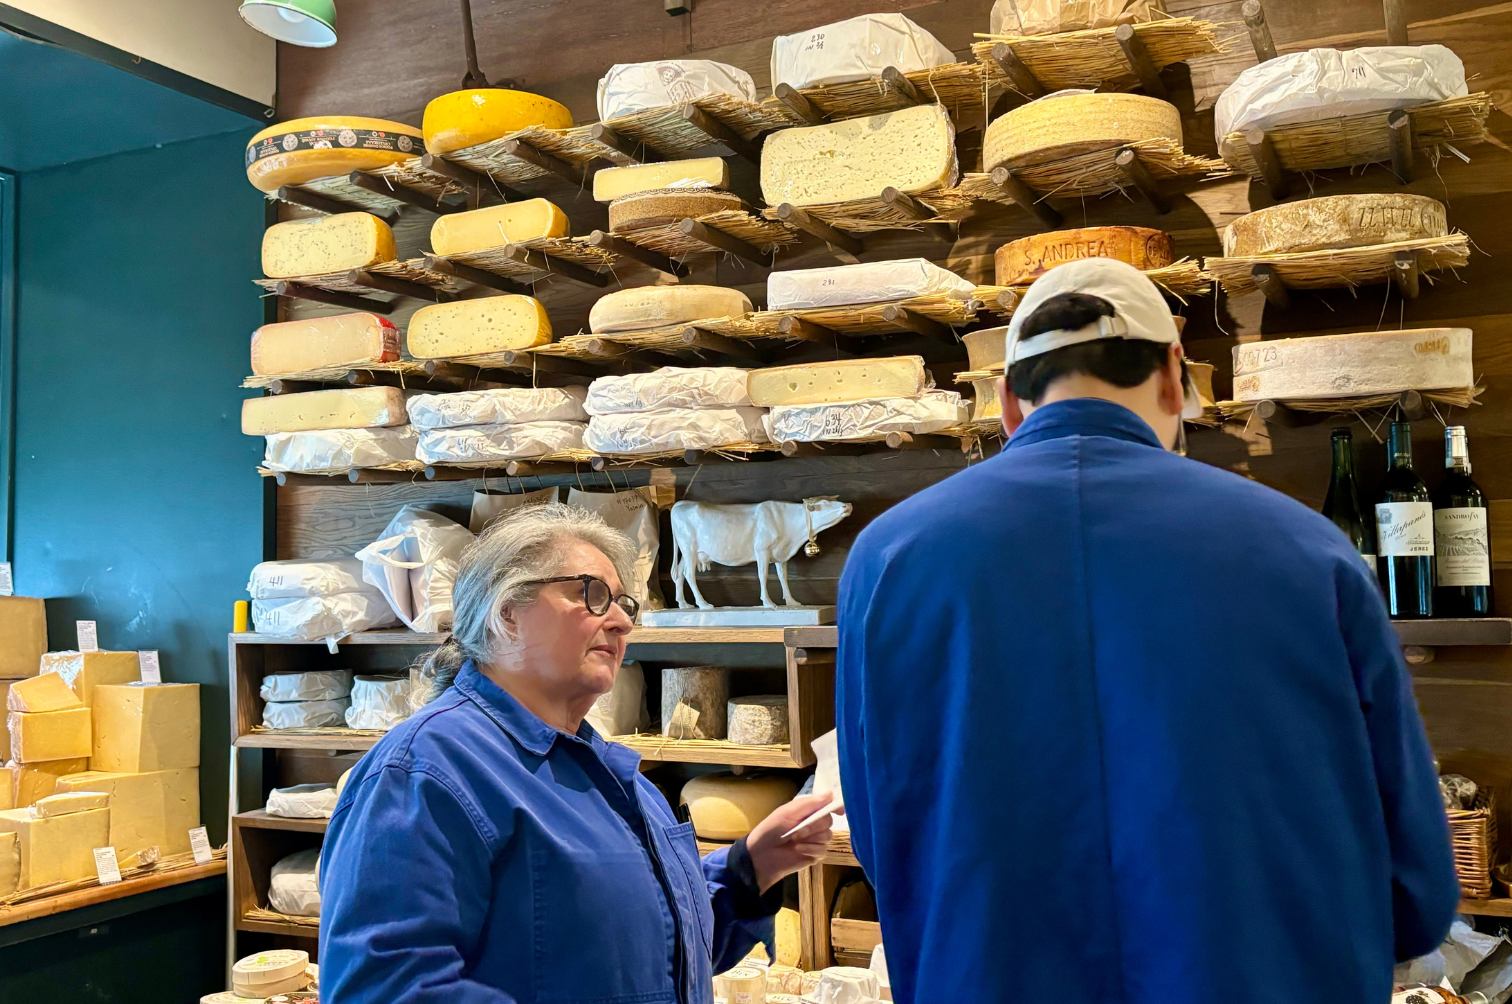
[585,661,649,737]
[405,386,588,430]
[265,783,339,819]
[597,60,758,121]
[345,675,411,730]
[247,559,369,600]
[770,14,954,90]
[990,0,1165,35]
[415,421,586,465]
[355,507,475,633]
[585,407,769,455]
[470,485,560,534]
[763,391,967,443]
[809,967,880,1004]
[262,426,418,473]
[1215,46,1467,141]
[268,848,321,917]
[260,670,353,703]
[767,259,975,311]
[568,490,661,611]
[252,593,399,641]
[586,368,751,415]
[261,698,351,729]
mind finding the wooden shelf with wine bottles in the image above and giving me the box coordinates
[1392,619,1512,647]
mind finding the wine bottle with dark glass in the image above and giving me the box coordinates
[1322,428,1376,573]
[1433,425,1494,616]
[1376,421,1434,619]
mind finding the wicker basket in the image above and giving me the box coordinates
[1448,787,1497,899]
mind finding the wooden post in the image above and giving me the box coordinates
[424,253,535,294]
[680,326,766,364]
[996,289,1020,314]
[506,460,581,476]
[587,124,650,166]
[1244,129,1291,200]
[275,186,398,225]
[679,104,761,163]
[665,0,692,15]
[272,280,392,313]
[492,350,603,377]
[677,218,775,267]
[582,338,679,367]
[885,432,957,451]
[1393,249,1421,299]
[779,440,867,457]
[987,167,1062,227]
[1255,399,1328,427]
[880,305,954,342]
[267,379,323,395]
[777,316,856,358]
[772,84,827,125]
[1387,108,1415,183]
[501,243,613,287]
[1114,24,1167,99]
[1241,1,1277,62]
[880,187,935,221]
[347,171,461,215]
[584,230,690,278]
[1251,264,1291,308]
[347,269,450,302]
[880,66,926,106]
[775,204,863,259]
[419,153,523,204]
[1113,148,1172,214]
[1383,0,1409,45]
[990,43,1046,98]
[1398,389,1426,421]
[501,139,610,188]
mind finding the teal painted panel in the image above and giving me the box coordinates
[14,129,265,843]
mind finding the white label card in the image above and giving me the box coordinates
[77,621,99,653]
[1375,502,1434,557]
[0,563,14,596]
[188,826,212,865]
[1436,507,1491,587]
[93,846,121,885]
[138,650,161,685]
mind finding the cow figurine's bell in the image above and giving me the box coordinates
[803,539,821,557]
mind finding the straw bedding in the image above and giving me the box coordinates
[242,359,433,390]
[1205,234,1470,297]
[758,188,975,233]
[1219,385,1481,418]
[759,62,989,121]
[613,210,799,257]
[605,95,796,156]
[442,237,616,280]
[253,259,455,296]
[961,138,1227,201]
[973,18,1229,92]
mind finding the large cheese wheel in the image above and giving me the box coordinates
[422,89,574,156]
[245,116,422,193]
[761,104,956,207]
[590,285,752,334]
[680,773,798,840]
[261,213,396,278]
[747,357,929,407]
[407,295,553,359]
[608,189,743,233]
[250,313,400,375]
[1231,327,1473,402]
[984,94,1182,172]
[995,227,1174,286]
[1224,194,1448,257]
[962,326,1007,373]
[430,199,569,256]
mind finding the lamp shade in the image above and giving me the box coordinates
[239,0,338,47]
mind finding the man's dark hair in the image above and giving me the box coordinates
[1007,292,1174,405]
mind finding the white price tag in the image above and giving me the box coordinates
[77,620,99,653]
[93,846,121,885]
[188,826,212,865]
[138,650,161,684]
[0,562,14,597]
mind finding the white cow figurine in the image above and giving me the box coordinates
[670,499,852,609]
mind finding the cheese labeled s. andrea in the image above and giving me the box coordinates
[245,116,423,192]
[594,158,730,202]
[590,286,753,334]
[40,651,141,707]
[768,259,975,311]
[56,768,200,858]
[32,791,109,817]
[6,673,83,714]
[92,683,201,773]
[250,312,400,376]
[262,213,396,278]
[406,295,553,360]
[680,773,798,840]
[9,707,91,763]
[241,386,407,436]
[0,805,108,888]
[984,93,1182,172]
[608,189,744,233]
[762,104,957,207]
[995,227,1175,286]
[1223,194,1449,256]
[429,199,569,256]
[423,89,574,156]
[748,357,929,407]
[1232,327,1474,402]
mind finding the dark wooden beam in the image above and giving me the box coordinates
[584,230,689,277]
[1244,129,1292,200]
[501,139,611,188]
[1241,1,1277,62]
[274,186,398,226]
[1388,108,1415,183]
[679,104,761,163]
[1255,400,1328,427]
[880,187,936,222]
[502,243,613,287]
[1114,148,1172,214]
[419,153,523,203]
[1114,24,1167,99]
[272,280,392,313]
[772,84,827,125]
[880,305,954,342]
[680,326,766,364]
[773,204,862,259]
[987,167,1062,227]
[1383,0,1409,45]
[587,124,650,166]
[880,66,925,106]
[347,171,461,215]
[989,43,1045,98]
[1393,249,1421,300]
[1251,264,1291,308]
[423,253,534,294]
[777,316,857,358]
[677,218,774,267]
[347,269,449,302]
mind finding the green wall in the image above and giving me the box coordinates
[13,128,266,843]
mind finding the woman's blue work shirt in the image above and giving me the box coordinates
[319,662,782,1004]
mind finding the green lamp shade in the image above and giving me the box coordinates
[239,0,337,47]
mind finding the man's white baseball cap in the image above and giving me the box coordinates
[1003,257,1201,418]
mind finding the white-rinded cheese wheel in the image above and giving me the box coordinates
[261,213,396,278]
[714,965,767,1004]
[1223,194,1448,256]
[407,295,553,360]
[336,766,354,798]
[594,158,730,202]
[766,259,974,312]
[662,667,729,739]
[761,104,956,208]
[233,970,312,998]
[747,357,928,407]
[430,199,569,256]
[727,696,790,745]
[984,93,1182,172]
[1231,328,1473,402]
[590,286,752,334]
[245,116,422,192]
[251,312,400,376]
[811,967,881,1004]
[241,386,407,436]
[681,773,799,840]
[608,189,744,232]
[422,89,574,156]
[232,949,309,986]
[994,226,1174,286]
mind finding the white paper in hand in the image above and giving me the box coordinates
[783,728,847,838]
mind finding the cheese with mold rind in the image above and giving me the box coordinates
[1224,194,1449,256]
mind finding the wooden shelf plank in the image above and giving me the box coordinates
[1459,897,1512,917]
[822,831,858,867]
[231,630,447,647]
[233,626,795,649]
[1392,619,1512,647]
[233,809,329,834]
[785,626,839,649]
[0,859,225,929]
[234,915,319,938]
[614,735,795,767]
[235,733,379,751]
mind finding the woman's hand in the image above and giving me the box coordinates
[745,793,838,892]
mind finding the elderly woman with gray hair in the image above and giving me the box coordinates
[318,504,834,1003]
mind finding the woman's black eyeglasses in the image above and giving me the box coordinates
[526,575,640,619]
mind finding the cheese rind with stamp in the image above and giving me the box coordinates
[608,189,744,233]
[261,213,396,278]
[1223,194,1449,256]
[1231,327,1474,402]
[422,89,574,156]
[984,93,1182,172]
[747,357,929,407]
[429,199,570,256]
[407,295,553,360]
[995,227,1175,286]
[590,286,752,334]
[250,313,401,376]
[245,116,423,192]
[242,387,408,436]
[761,104,957,207]
[594,158,730,202]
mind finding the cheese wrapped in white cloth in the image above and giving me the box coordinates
[763,391,967,443]
[252,593,399,641]
[247,558,368,599]
[598,60,758,121]
[266,783,339,819]
[262,426,418,473]
[260,670,354,703]
[268,848,322,917]
[345,674,412,730]
[355,507,476,632]
[586,367,751,415]
[767,259,975,312]
[262,697,352,729]
[405,386,588,430]
[585,407,769,454]
[771,14,954,90]
[414,422,586,465]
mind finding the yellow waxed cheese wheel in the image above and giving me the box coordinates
[245,116,423,193]
[994,226,1174,286]
[407,295,553,360]
[261,213,397,278]
[984,93,1182,172]
[429,199,570,256]
[423,89,575,156]
[680,773,797,841]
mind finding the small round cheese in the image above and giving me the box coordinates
[994,226,1174,286]
[727,695,790,746]
[608,189,744,233]
[246,116,423,193]
[232,949,309,987]
[681,773,798,840]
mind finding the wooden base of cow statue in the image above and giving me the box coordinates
[663,498,852,615]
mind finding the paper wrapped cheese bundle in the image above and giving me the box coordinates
[265,783,339,819]
[345,674,411,731]
[763,392,967,444]
[598,60,757,121]
[261,426,418,474]
[245,116,422,192]
[259,670,353,703]
[266,849,322,917]
[249,557,397,643]
[1222,194,1448,256]
[767,259,975,311]
[984,92,1181,173]
[262,698,351,729]
[585,661,649,738]
[585,408,768,455]
[807,966,883,1004]
[770,14,953,90]
[586,368,751,415]
[248,559,372,600]
[252,593,398,642]
[415,422,586,465]
[406,386,588,430]
[990,0,1166,34]
[356,507,475,633]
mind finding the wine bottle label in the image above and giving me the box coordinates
[1361,553,1378,573]
[1376,501,1434,557]
[1435,507,1491,586]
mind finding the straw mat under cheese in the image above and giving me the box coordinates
[1205,233,1470,297]
[973,18,1228,92]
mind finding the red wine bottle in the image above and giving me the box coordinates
[1433,426,1494,616]
[1322,428,1376,572]
[1376,421,1434,619]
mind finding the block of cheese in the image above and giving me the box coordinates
[662,667,729,740]
[34,791,109,817]
[0,685,10,762]
[585,368,750,415]
[995,227,1175,286]
[57,768,198,858]
[430,199,569,256]
[714,966,767,1004]
[0,832,16,896]
[608,189,743,233]
[963,326,1007,373]
[762,105,957,208]
[250,312,400,376]
[262,426,419,474]
[262,212,396,279]
[0,597,46,677]
[406,295,553,360]
[245,116,423,193]
[594,157,729,202]
[585,408,768,454]
[590,286,752,334]
[1223,194,1449,257]
[680,773,798,840]
[768,259,975,311]
[10,707,91,762]
[423,89,573,156]
[11,758,88,807]
[984,93,1182,173]
[770,14,954,90]
[7,673,83,713]
[1232,328,1474,402]
[92,683,200,772]
[748,357,929,407]
[242,386,407,436]
[764,391,967,443]
[42,651,141,708]
[727,695,790,745]
[0,805,108,888]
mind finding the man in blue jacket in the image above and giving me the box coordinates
[836,258,1457,1004]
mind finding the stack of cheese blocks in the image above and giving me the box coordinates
[584,366,767,455]
[407,386,589,465]
[595,157,742,235]
[0,651,200,893]
[245,384,416,475]
[226,948,318,1000]
[0,595,49,763]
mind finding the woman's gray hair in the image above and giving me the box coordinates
[409,503,636,709]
